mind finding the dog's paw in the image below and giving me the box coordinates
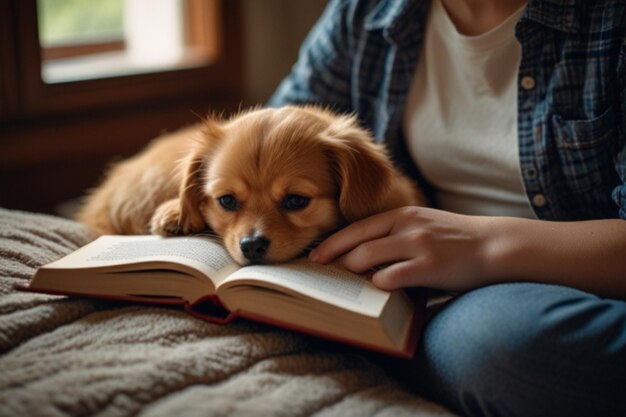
[150,199,185,236]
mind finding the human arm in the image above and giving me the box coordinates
[309,207,626,299]
[267,0,353,111]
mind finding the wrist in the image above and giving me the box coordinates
[476,216,530,283]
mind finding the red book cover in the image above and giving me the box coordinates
[17,283,426,358]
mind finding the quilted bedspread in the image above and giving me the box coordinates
[0,208,453,417]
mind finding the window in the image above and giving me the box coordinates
[1,0,237,116]
[38,0,125,55]
[38,0,220,83]
[0,0,242,213]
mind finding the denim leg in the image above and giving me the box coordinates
[412,283,626,417]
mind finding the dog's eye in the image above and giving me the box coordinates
[281,194,310,211]
[218,195,240,211]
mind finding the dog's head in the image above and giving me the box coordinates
[177,106,420,265]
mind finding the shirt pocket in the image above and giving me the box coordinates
[550,105,617,192]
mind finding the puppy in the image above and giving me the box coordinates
[76,105,425,265]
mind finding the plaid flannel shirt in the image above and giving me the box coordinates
[269,0,626,220]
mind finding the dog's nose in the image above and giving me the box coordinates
[240,235,270,262]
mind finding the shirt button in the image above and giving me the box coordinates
[521,75,536,90]
[532,193,547,207]
[524,167,538,179]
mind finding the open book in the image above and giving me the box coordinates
[25,235,425,357]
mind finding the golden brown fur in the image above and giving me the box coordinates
[76,105,425,264]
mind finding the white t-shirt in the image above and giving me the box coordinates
[403,0,534,218]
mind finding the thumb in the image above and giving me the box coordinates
[372,260,427,290]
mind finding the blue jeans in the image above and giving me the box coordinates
[402,283,626,416]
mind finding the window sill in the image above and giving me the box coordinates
[42,47,216,84]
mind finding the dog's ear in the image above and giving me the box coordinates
[322,116,404,222]
[177,117,223,232]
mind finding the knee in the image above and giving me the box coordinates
[414,283,626,417]
[416,284,544,414]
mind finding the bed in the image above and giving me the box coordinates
[0,207,453,416]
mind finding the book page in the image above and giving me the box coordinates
[222,258,391,317]
[47,235,240,285]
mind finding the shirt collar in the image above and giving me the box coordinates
[364,0,581,41]
[523,0,580,33]
[364,0,429,42]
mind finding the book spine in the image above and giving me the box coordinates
[185,295,237,324]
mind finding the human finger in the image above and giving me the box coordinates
[337,233,418,274]
[309,211,395,264]
[371,258,431,290]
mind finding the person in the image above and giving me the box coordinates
[269,0,626,416]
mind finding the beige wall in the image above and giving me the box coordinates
[241,0,328,105]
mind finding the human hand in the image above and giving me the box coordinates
[309,207,494,291]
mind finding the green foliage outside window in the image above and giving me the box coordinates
[38,0,124,46]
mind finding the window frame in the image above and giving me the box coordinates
[0,0,20,117]
[1,0,242,119]
[0,0,243,214]
[42,40,126,61]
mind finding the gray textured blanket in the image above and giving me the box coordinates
[0,208,452,417]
